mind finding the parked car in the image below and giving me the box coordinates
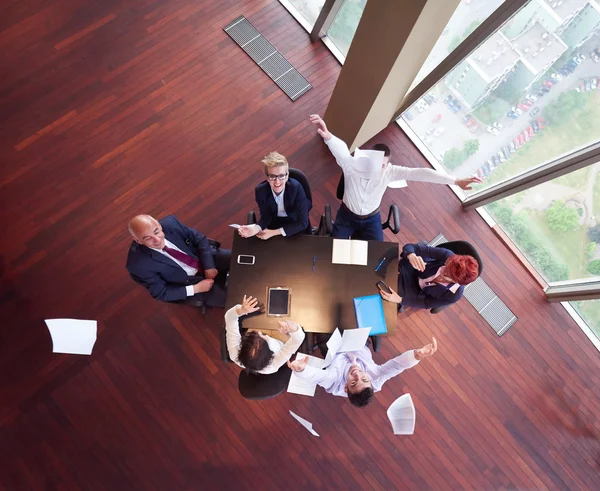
[427,91,437,102]
[462,114,472,123]
[491,155,500,166]
[423,136,433,145]
[513,137,521,149]
[512,106,523,115]
[481,165,490,177]
[539,85,550,93]
[591,48,600,63]
[517,103,530,112]
[501,147,510,159]
[542,79,553,88]
[487,126,499,135]
[433,126,446,137]
[431,113,442,123]
[476,167,485,179]
[537,117,546,129]
[585,80,591,91]
[470,124,479,133]
[532,120,540,133]
[466,118,476,127]
[425,127,435,136]
[523,131,531,142]
[509,142,516,153]
[525,94,538,103]
[577,82,585,92]
[451,103,462,114]
[573,55,583,65]
[526,126,534,138]
[551,73,562,82]
[444,95,453,104]
[592,78,598,90]
[558,67,569,76]
[520,100,532,108]
[518,134,525,146]
[493,121,503,131]
[404,111,413,121]
[497,151,506,163]
[507,110,519,119]
[531,107,540,116]
[577,53,586,62]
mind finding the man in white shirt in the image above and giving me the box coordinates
[288,337,437,407]
[226,295,306,374]
[309,114,482,240]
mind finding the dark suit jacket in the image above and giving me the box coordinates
[399,242,464,310]
[255,178,312,236]
[125,215,215,302]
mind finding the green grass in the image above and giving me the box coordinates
[473,97,511,125]
[571,300,600,338]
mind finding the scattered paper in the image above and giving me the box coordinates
[287,354,324,396]
[387,179,407,189]
[228,224,241,229]
[289,411,319,437]
[338,327,371,353]
[323,328,342,367]
[332,239,368,266]
[387,393,416,435]
[45,319,97,355]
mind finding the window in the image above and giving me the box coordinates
[326,0,367,57]
[570,299,600,344]
[484,165,600,283]
[401,0,600,198]
[280,0,326,30]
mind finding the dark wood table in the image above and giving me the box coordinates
[225,232,398,334]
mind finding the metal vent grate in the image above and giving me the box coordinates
[223,15,312,101]
[428,235,518,336]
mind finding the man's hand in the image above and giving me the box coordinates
[379,286,402,304]
[238,224,260,238]
[278,320,299,334]
[193,279,214,293]
[287,355,309,372]
[257,228,279,241]
[407,253,426,272]
[204,268,218,280]
[309,114,332,141]
[415,337,438,360]
[455,176,483,190]
[236,295,261,316]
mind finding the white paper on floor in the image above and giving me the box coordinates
[289,411,319,437]
[387,393,416,435]
[45,318,97,355]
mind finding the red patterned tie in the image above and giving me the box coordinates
[162,245,200,270]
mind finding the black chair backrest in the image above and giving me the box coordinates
[336,173,345,201]
[238,365,292,400]
[289,168,312,204]
[437,240,483,276]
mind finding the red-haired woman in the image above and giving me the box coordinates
[380,243,479,310]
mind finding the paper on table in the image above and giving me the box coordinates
[338,327,371,353]
[228,224,241,229]
[331,239,368,266]
[45,319,97,355]
[387,393,416,435]
[289,411,320,437]
[288,354,324,396]
[387,179,407,189]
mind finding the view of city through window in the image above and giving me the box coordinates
[285,0,325,27]
[327,0,367,56]
[400,0,600,339]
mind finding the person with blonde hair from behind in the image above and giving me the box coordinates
[238,152,312,240]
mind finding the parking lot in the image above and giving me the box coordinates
[404,37,600,178]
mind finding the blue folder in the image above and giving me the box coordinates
[353,294,387,336]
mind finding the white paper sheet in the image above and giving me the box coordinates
[287,354,324,396]
[338,327,372,353]
[228,224,241,229]
[387,179,407,189]
[323,328,342,367]
[289,411,320,437]
[45,319,97,355]
[332,239,368,266]
[387,393,416,435]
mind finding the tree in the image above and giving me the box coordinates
[545,200,579,232]
[464,139,480,156]
[544,91,586,125]
[588,260,600,275]
[588,224,600,243]
[443,148,465,170]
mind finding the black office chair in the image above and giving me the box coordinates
[331,173,401,236]
[429,240,483,315]
[247,167,330,236]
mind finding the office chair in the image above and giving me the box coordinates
[429,240,483,315]
[220,322,306,400]
[246,168,330,236]
[331,173,401,236]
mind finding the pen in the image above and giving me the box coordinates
[312,256,316,271]
[375,257,386,271]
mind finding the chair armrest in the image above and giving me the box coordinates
[430,305,449,314]
[370,335,382,353]
[208,238,221,249]
[247,211,257,225]
[382,204,400,234]
[317,204,333,236]
[220,326,231,362]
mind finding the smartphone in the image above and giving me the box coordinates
[376,280,392,294]
[237,254,255,265]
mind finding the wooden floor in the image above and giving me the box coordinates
[1,1,600,489]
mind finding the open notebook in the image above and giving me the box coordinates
[332,239,368,266]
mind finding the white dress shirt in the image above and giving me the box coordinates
[325,134,456,216]
[151,239,198,297]
[225,305,306,374]
[294,345,419,397]
[251,188,288,236]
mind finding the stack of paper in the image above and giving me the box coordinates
[332,239,368,266]
[45,319,98,355]
[387,393,416,435]
[287,354,324,396]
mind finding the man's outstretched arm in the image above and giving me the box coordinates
[371,338,438,387]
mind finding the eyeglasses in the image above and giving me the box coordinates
[267,173,288,182]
